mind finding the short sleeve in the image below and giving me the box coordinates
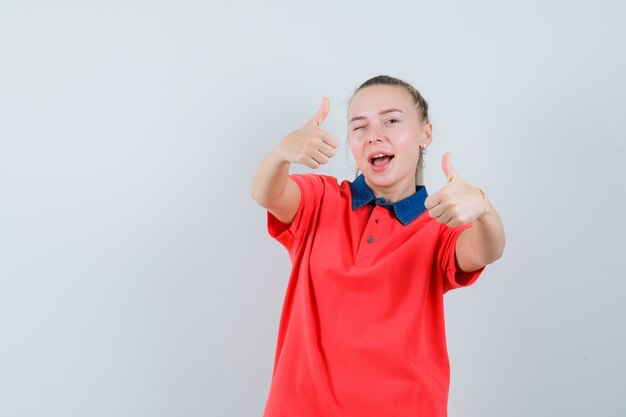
[267,174,325,254]
[437,222,485,293]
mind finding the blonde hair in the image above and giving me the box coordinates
[349,75,430,186]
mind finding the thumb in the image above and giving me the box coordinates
[442,152,457,182]
[310,97,330,127]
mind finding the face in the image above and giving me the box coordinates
[348,85,431,197]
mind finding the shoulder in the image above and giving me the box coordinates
[289,173,345,194]
[289,173,340,185]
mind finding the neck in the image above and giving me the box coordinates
[365,177,417,203]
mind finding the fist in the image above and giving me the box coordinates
[424,153,486,227]
[276,97,339,169]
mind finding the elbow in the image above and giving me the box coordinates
[250,185,259,204]
[474,240,506,268]
[250,186,266,208]
[490,249,504,265]
[251,184,274,210]
[250,177,265,206]
[487,238,506,265]
[496,234,507,260]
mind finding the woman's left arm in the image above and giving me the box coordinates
[425,153,506,272]
[454,194,505,272]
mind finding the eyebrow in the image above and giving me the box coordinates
[348,108,404,124]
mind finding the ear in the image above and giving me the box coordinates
[419,122,433,148]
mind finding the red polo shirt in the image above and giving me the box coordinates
[262,174,484,417]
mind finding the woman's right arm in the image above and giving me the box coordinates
[251,97,338,224]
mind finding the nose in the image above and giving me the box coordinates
[367,127,384,144]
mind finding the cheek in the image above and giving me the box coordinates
[396,136,421,163]
[349,141,370,169]
[405,132,422,149]
[348,138,360,158]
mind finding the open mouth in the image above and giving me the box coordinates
[370,153,395,167]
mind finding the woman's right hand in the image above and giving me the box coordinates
[251,97,338,223]
[275,97,339,169]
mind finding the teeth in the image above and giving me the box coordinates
[372,154,385,159]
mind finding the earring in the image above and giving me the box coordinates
[421,145,428,156]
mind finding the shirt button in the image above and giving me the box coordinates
[367,236,374,243]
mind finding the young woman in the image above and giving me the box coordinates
[252,75,505,417]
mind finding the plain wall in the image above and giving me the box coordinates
[1,1,625,416]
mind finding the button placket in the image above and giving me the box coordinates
[367,214,380,244]
[355,206,385,265]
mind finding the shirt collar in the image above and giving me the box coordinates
[349,174,429,226]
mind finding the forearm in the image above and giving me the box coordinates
[251,98,335,222]
[251,147,290,209]
[463,197,506,268]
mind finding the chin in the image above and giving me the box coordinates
[364,166,416,190]
[363,171,398,188]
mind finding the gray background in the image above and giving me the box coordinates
[1,1,625,416]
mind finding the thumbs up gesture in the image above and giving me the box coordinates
[276,97,339,169]
[424,153,487,227]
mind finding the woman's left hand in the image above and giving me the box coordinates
[424,152,486,227]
